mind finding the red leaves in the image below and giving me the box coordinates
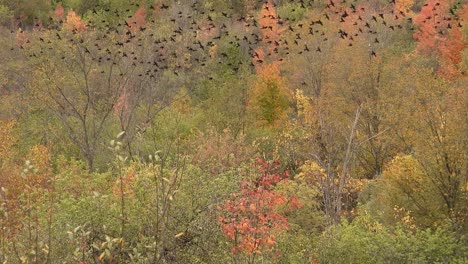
[413,0,466,78]
[440,28,464,65]
[413,0,451,52]
[54,3,65,19]
[218,159,300,255]
[127,7,147,32]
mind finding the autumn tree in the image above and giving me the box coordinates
[0,143,55,263]
[1,0,467,262]
[243,1,291,129]
[248,64,291,128]
[218,159,301,263]
[375,60,467,230]
[413,0,466,77]
[275,1,414,224]
[364,155,446,228]
[26,7,201,170]
[407,72,467,230]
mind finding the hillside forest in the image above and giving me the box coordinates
[0,0,467,263]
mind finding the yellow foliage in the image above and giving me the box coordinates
[171,87,192,114]
[0,121,20,196]
[26,145,53,189]
[395,0,414,16]
[0,120,17,163]
[274,89,318,161]
[296,160,327,185]
[295,89,315,126]
[27,145,51,173]
[248,64,291,127]
[383,155,426,190]
[372,154,446,227]
[345,178,368,195]
[393,206,417,230]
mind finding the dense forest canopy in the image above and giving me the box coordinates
[0,0,467,263]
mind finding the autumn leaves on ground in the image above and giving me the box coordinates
[0,0,467,263]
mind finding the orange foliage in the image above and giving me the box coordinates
[413,0,452,51]
[438,27,465,77]
[218,159,300,255]
[413,0,466,78]
[0,143,52,240]
[127,7,147,32]
[254,0,284,67]
[459,4,468,20]
[65,11,87,32]
[256,61,281,78]
[258,0,282,45]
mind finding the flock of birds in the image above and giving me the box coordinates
[10,0,464,81]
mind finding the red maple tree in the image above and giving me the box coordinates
[413,0,466,78]
[218,159,301,256]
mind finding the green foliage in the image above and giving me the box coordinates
[315,215,467,264]
[0,0,50,25]
[275,176,323,263]
[254,79,290,126]
[0,4,11,25]
[277,2,308,22]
